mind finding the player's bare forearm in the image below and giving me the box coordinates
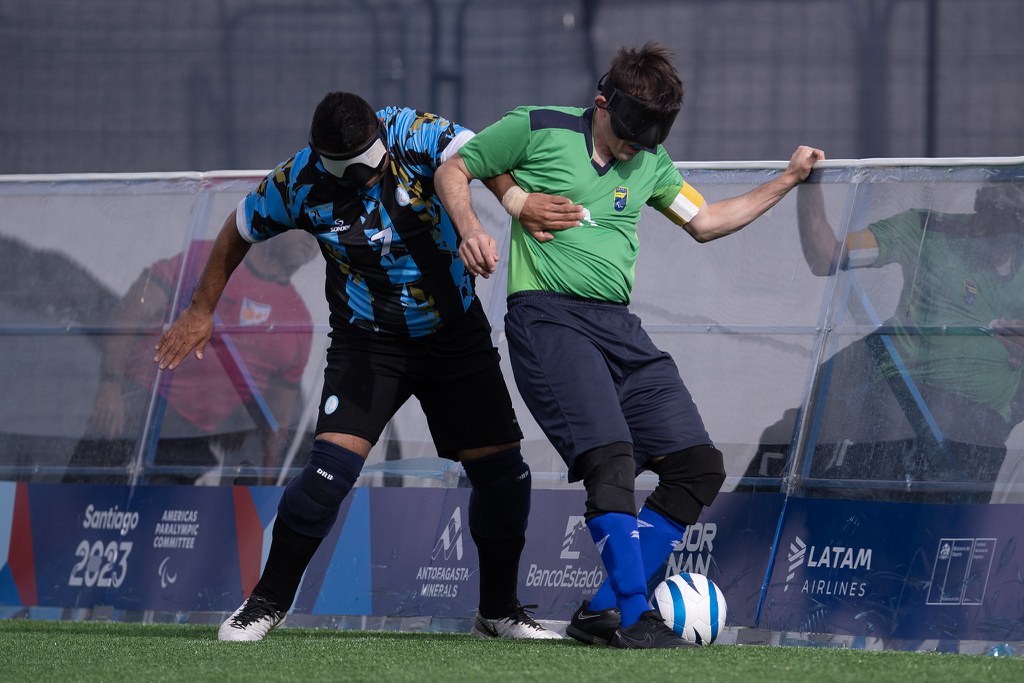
[481,174,583,243]
[436,155,499,276]
[685,146,824,243]
[797,182,844,276]
[191,214,251,313]
[154,213,250,369]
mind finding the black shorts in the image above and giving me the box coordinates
[315,300,522,458]
[506,291,711,480]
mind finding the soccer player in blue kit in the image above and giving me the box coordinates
[155,92,574,641]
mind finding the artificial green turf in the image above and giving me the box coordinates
[1,620,1021,682]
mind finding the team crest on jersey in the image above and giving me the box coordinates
[963,278,978,306]
[395,185,411,206]
[239,297,272,326]
[613,186,628,212]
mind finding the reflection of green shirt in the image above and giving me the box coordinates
[458,106,697,303]
[866,209,1024,417]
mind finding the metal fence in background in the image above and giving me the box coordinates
[1,0,1021,174]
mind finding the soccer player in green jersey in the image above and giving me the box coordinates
[436,42,822,648]
[791,180,1024,503]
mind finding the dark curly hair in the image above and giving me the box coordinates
[309,92,378,154]
[606,42,684,114]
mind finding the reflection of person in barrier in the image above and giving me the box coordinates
[0,235,119,482]
[65,235,316,485]
[436,43,821,648]
[156,92,564,642]
[774,179,1024,503]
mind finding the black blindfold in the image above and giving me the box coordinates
[598,73,679,153]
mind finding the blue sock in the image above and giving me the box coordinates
[636,505,687,586]
[588,506,686,612]
[586,512,650,627]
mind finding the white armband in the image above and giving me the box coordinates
[846,246,879,269]
[662,184,704,226]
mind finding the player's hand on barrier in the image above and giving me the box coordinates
[459,228,499,278]
[519,194,584,243]
[787,146,826,184]
[154,306,214,370]
[991,318,1024,368]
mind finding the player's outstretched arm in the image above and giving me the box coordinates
[154,213,251,369]
[684,146,824,243]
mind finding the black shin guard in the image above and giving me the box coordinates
[251,516,323,611]
[471,532,527,618]
[575,442,637,520]
[255,440,364,610]
[645,444,726,525]
[462,448,531,617]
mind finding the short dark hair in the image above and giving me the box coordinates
[973,182,1024,231]
[606,42,684,114]
[975,182,1024,213]
[310,92,378,154]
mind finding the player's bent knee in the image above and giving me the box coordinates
[277,439,363,539]
[463,447,531,538]
[645,444,726,526]
[575,443,637,520]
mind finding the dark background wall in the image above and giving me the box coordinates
[1,0,1021,174]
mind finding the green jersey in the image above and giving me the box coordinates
[459,106,703,303]
[866,209,1024,418]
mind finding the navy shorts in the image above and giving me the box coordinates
[505,291,711,480]
[315,300,522,458]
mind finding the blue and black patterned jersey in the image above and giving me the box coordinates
[237,107,474,338]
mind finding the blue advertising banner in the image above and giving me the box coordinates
[760,498,1024,641]
[656,492,785,626]
[368,488,478,618]
[3,481,1023,646]
[293,487,370,616]
[26,484,243,611]
[516,489,604,620]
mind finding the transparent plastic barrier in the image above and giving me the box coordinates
[3,160,1024,504]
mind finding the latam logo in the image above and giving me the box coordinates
[431,507,464,562]
[784,535,873,592]
[785,536,806,590]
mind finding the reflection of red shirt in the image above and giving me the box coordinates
[128,242,313,433]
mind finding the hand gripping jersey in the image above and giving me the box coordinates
[457,106,704,304]
[238,107,475,337]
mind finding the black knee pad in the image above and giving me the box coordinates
[644,444,726,525]
[278,440,362,539]
[462,448,532,539]
[575,442,637,520]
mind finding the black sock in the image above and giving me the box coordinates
[473,532,526,618]
[252,517,323,611]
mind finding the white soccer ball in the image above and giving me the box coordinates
[652,572,728,645]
